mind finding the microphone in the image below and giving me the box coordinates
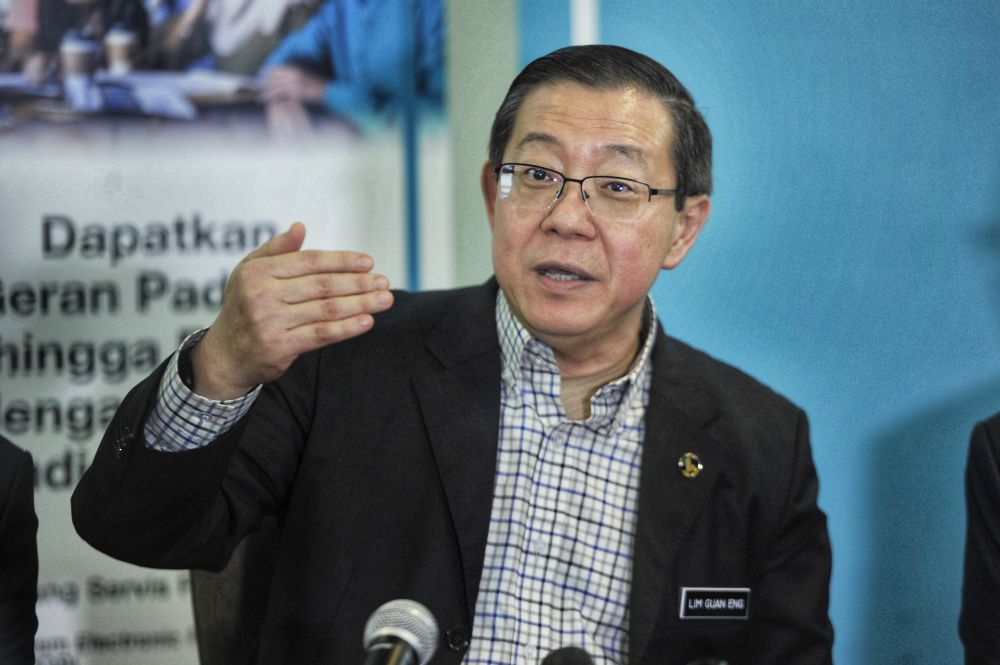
[362,599,439,665]
[541,646,595,665]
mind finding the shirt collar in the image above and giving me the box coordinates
[495,289,658,425]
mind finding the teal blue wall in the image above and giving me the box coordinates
[519,2,1000,662]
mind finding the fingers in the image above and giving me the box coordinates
[277,269,387,305]
[228,268,392,344]
[264,248,375,280]
[273,297,393,355]
[280,287,394,331]
[300,314,377,346]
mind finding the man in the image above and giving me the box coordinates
[72,45,833,664]
[960,411,1000,664]
[0,435,39,665]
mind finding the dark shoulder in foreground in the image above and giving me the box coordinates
[975,410,1000,442]
[968,410,1000,476]
[0,435,32,489]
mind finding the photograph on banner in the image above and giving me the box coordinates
[0,2,447,663]
[0,0,443,140]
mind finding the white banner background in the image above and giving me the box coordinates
[1,125,449,663]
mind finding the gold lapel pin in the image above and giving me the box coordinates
[677,452,704,478]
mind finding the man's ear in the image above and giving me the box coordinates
[480,160,497,228]
[663,195,711,270]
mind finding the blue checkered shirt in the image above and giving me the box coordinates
[465,292,654,665]
[145,294,656,665]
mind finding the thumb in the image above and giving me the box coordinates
[251,222,306,259]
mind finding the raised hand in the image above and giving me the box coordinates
[191,223,393,399]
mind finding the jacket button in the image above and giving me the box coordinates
[445,626,469,653]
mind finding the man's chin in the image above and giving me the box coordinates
[520,314,597,345]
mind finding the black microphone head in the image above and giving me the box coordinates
[363,599,439,665]
[541,646,595,665]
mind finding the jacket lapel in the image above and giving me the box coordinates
[629,332,728,664]
[412,282,502,618]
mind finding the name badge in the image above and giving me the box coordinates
[679,587,751,620]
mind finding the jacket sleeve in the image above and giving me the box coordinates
[71,353,316,571]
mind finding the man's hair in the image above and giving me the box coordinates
[488,44,712,211]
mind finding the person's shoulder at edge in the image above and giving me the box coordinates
[0,434,33,488]
[0,434,39,665]
[974,411,1000,443]
[967,410,1000,485]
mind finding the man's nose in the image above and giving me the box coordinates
[542,180,597,237]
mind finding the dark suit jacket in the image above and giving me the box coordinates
[72,281,833,665]
[0,436,39,665]
[960,411,1000,664]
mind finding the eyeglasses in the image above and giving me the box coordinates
[494,163,678,223]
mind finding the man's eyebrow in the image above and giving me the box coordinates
[515,131,560,152]
[514,133,650,171]
[605,144,649,170]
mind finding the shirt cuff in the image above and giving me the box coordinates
[144,329,261,452]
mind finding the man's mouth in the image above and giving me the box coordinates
[537,266,591,282]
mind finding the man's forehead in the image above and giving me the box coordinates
[514,131,651,170]
[506,82,672,166]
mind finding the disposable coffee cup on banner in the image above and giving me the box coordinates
[59,34,98,80]
[104,29,136,76]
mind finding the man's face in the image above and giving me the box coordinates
[481,82,709,369]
